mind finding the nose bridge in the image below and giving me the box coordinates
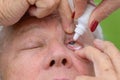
[50,40,66,55]
[50,40,68,64]
[43,40,72,69]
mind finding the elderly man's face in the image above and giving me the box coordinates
[0,16,94,80]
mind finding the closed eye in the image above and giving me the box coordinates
[20,41,45,50]
[66,40,83,51]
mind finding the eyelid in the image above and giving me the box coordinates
[21,40,45,50]
[65,38,83,51]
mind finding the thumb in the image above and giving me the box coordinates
[89,0,120,31]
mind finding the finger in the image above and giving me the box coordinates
[75,76,100,80]
[29,0,60,18]
[74,0,88,19]
[75,46,116,77]
[29,6,51,18]
[89,0,120,28]
[0,0,29,26]
[94,39,120,74]
[58,0,74,33]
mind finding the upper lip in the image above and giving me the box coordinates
[54,78,69,80]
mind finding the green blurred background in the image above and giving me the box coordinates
[95,0,120,49]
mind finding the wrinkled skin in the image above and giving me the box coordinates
[0,15,95,80]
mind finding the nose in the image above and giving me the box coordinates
[44,55,72,69]
[43,42,72,69]
[49,56,71,67]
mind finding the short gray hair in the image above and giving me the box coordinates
[0,26,4,51]
[0,26,13,52]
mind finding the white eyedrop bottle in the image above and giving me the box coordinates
[73,4,95,41]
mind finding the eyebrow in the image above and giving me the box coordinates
[17,24,43,35]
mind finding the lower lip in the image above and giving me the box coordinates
[54,78,69,80]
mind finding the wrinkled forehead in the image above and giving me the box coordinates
[13,16,93,42]
[13,15,62,33]
[10,15,95,46]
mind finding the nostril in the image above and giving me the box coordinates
[62,58,67,65]
[50,60,55,67]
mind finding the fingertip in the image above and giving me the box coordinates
[74,49,85,58]
[59,0,74,33]
[62,20,75,33]
[29,6,50,18]
[94,39,103,44]
[29,6,36,17]
[93,39,104,50]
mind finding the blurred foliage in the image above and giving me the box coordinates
[94,0,120,49]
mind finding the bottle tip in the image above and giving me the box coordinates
[73,33,80,41]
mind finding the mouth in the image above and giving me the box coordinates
[53,75,71,80]
[53,75,73,80]
[53,78,69,80]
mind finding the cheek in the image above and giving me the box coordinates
[74,59,94,76]
[5,50,46,80]
[65,48,94,74]
[69,53,94,76]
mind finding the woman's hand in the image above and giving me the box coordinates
[89,0,120,32]
[75,39,120,80]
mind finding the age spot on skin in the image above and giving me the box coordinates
[104,68,110,72]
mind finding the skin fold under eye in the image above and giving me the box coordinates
[66,40,83,51]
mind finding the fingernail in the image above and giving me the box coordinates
[90,20,99,32]
[72,11,75,19]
